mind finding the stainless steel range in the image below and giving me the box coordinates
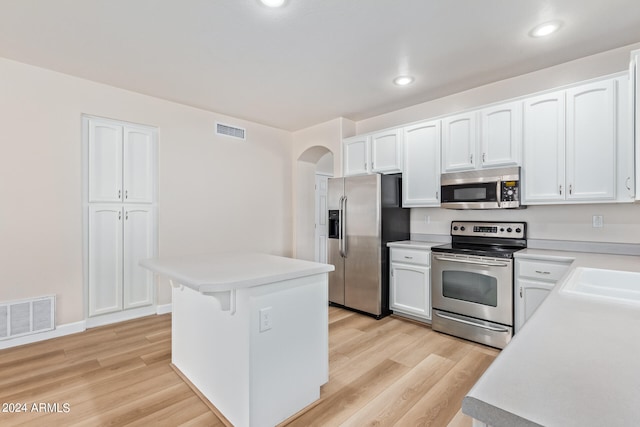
[431,221,526,349]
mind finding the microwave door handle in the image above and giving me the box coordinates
[496,180,502,208]
[433,256,509,267]
[435,312,510,333]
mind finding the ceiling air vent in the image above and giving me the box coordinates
[216,122,246,140]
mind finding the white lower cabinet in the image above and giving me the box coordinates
[514,258,571,333]
[390,248,431,322]
[89,205,155,317]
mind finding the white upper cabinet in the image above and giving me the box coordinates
[566,80,616,201]
[480,101,522,168]
[631,50,640,200]
[442,102,521,173]
[123,126,155,203]
[523,75,632,205]
[442,112,476,172]
[343,129,403,176]
[88,118,156,203]
[402,120,441,207]
[89,120,123,202]
[371,129,403,174]
[343,135,370,176]
[523,91,566,203]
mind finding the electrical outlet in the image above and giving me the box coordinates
[425,215,431,224]
[592,215,604,228]
[259,307,272,332]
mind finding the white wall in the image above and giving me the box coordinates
[0,57,293,325]
[355,42,640,245]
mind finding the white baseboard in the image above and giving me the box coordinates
[0,320,86,350]
[156,303,172,315]
[85,305,157,329]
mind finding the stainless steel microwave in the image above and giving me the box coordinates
[440,166,523,209]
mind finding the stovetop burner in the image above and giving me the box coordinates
[431,221,527,259]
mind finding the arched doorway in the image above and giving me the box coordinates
[295,146,334,262]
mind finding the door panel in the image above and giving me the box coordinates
[123,207,155,309]
[344,175,381,315]
[124,127,154,203]
[88,120,122,202]
[88,206,123,316]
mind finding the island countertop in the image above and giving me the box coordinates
[140,252,334,294]
[462,251,640,427]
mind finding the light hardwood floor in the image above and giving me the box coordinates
[0,307,499,426]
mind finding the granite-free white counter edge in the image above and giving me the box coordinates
[463,250,640,427]
[140,252,334,294]
[387,240,443,250]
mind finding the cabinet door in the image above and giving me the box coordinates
[123,206,155,310]
[123,126,155,203]
[88,120,123,202]
[566,80,616,201]
[390,263,431,321]
[634,52,640,200]
[442,112,477,172]
[371,129,403,173]
[402,120,441,207]
[615,74,634,201]
[515,279,554,333]
[480,101,522,168]
[523,91,566,203]
[343,136,370,176]
[88,206,123,316]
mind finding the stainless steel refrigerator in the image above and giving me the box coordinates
[327,174,409,318]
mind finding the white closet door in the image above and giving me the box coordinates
[88,120,122,202]
[123,206,155,309]
[88,205,123,316]
[123,126,154,203]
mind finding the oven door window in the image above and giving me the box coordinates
[441,182,497,203]
[441,271,498,307]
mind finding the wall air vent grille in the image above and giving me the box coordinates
[216,122,246,140]
[0,295,55,340]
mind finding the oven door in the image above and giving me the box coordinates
[431,253,513,326]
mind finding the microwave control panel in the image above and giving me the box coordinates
[500,180,520,207]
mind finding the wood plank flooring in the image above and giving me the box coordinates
[0,307,499,426]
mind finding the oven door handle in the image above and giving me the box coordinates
[433,256,509,267]
[435,312,510,333]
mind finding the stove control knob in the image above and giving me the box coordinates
[500,228,505,232]
[516,227,522,233]
[506,227,513,233]
[453,226,459,231]
[460,226,466,231]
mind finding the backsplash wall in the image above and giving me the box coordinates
[410,203,640,244]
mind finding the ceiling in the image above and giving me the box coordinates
[1,1,640,131]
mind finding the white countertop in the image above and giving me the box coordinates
[140,252,334,294]
[386,240,443,250]
[463,250,640,427]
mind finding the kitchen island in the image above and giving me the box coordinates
[462,251,640,427]
[140,252,334,427]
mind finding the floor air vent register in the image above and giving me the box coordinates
[0,295,55,339]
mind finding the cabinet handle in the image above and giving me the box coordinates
[118,211,121,220]
[125,211,129,220]
[404,256,413,260]
[482,153,486,163]
[626,177,632,191]
[125,190,128,199]
[535,270,551,275]
[436,191,439,200]
[118,189,121,200]
[469,154,473,164]
[520,287,523,298]
[559,185,562,195]
[569,184,572,195]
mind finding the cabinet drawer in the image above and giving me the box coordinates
[390,248,430,266]
[517,259,571,281]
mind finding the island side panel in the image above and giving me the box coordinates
[248,273,329,426]
[171,285,251,427]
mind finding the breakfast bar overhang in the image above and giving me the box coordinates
[140,252,334,427]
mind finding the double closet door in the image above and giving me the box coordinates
[84,116,157,317]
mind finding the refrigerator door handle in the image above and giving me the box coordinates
[341,196,348,257]
[338,196,344,257]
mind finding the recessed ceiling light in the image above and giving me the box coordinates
[260,0,286,7]
[393,76,414,86]
[530,21,562,38]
